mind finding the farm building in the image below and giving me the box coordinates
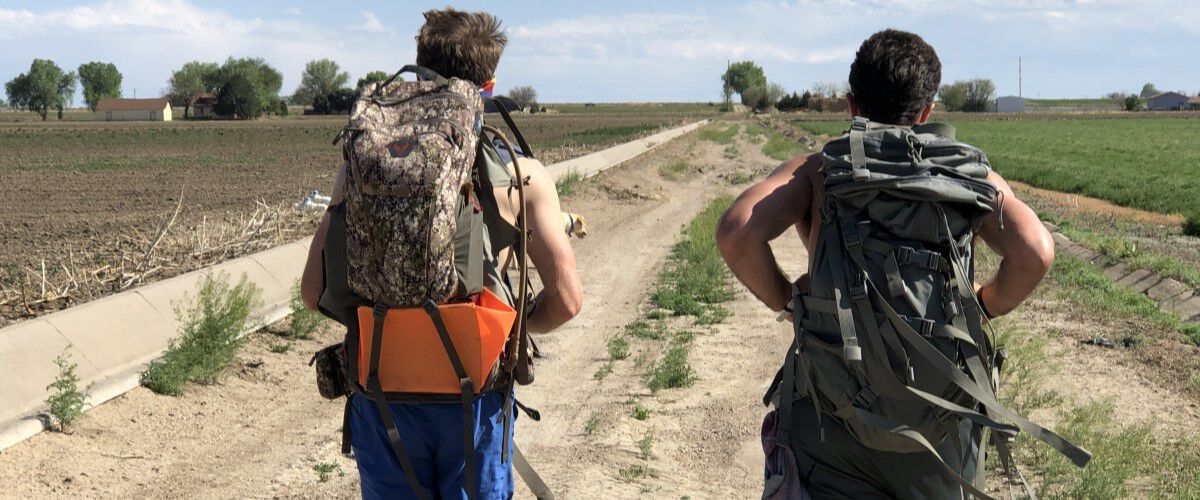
[1188,95,1200,111]
[1147,92,1188,111]
[995,96,1026,113]
[96,98,172,121]
[190,93,217,119]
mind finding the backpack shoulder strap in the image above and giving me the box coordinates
[488,98,536,159]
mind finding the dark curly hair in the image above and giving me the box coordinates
[416,8,507,85]
[848,30,942,125]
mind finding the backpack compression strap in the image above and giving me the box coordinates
[366,304,433,500]
[848,117,870,181]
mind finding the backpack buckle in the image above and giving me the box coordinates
[850,273,868,301]
[842,220,864,249]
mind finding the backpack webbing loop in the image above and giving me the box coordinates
[849,117,870,181]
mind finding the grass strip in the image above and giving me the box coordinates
[1049,254,1200,345]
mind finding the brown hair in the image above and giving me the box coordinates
[848,30,942,125]
[416,8,507,85]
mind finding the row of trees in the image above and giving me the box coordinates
[4,60,124,120]
[8,56,543,121]
[720,61,851,113]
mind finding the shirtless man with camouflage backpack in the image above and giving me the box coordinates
[300,8,581,500]
[716,30,1090,499]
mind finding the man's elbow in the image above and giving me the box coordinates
[557,284,583,321]
[1034,233,1056,276]
[715,211,747,261]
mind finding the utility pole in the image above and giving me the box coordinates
[1019,57,1023,99]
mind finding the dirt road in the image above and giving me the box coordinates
[0,125,796,499]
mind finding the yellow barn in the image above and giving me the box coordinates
[96,98,173,121]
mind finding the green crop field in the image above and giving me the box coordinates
[794,115,1200,233]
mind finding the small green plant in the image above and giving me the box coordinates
[583,413,601,435]
[288,281,323,340]
[659,160,691,180]
[618,464,652,481]
[651,196,736,320]
[269,341,292,353]
[45,348,88,431]
[637,432,655,460]
[723,145,739,160]
[646,340,695,391]
[626,319,665,340]
[632,404,651,421]
[555,170,583,197]
[725,171,755,185]
[141,273,263,396]
[594,360,614,380]
[645,309,667,320]
[312,461,344,482]
[607,335,630,360]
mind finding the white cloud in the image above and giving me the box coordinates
[0,1,413,100]
[359,11,385,34]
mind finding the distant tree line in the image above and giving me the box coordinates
[718,60,851,113]
[937,79,996,112]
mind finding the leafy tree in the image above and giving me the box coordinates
[277,98,289,117]
[765,83,787,109]
[961,78,996,112]
[356,70,392,90]
[721,61,766,105]
[77,61,122,112]
[1124,95,1142,112]
[167,61,220,118]
[507,85,537,111]
[938,83,967,112]
[1140,83,1159,98]
[799,90,812,109]
[5,59,74,121]
[720,82,734,111]
[741,86,767,111]
[56,72,77,120]
[292,58,349,109]
[314,88,357,114]
[212,57,283,120]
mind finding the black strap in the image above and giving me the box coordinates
[380,64,447,90]
[513,443,555,499]
[491,102,536,160]
[422,299,478,500]
[366,305,432,500]
[341,397,353,455]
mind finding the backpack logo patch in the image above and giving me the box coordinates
[387,138,418,158]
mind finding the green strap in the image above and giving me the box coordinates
[367,305,432,500]
[464,205,485,295]
[849,117,870,181]
[851,406,996,500]
[827,228,864,363]
[871,284,1093,468]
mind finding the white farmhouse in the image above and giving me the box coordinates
[96,98,173,121]
[1146,92,1188,111]
[995,96,1026,113]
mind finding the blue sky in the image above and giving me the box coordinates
[1,0,1196,104]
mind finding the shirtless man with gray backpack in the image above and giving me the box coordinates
[299,8,581,500]
[717,30,1090,499]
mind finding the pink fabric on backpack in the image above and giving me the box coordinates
[761,410,812,500]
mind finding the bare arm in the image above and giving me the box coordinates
[974,171,1055,317]
[716,155,817,312]
[300,164,347,310]
[520,160,583,333]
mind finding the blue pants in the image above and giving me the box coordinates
[350,392,514,500]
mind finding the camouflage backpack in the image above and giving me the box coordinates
[339,65,483,307]
[772,117,1091,499]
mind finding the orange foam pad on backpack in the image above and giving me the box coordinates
[356,288,516,395]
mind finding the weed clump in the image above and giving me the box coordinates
[555,170,583,197]
[288,281,323,340]
[45,348,88,431]
[141,273,262,395]
[646,338,694,392]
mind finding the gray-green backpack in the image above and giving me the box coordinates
[772,117,1091,498]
